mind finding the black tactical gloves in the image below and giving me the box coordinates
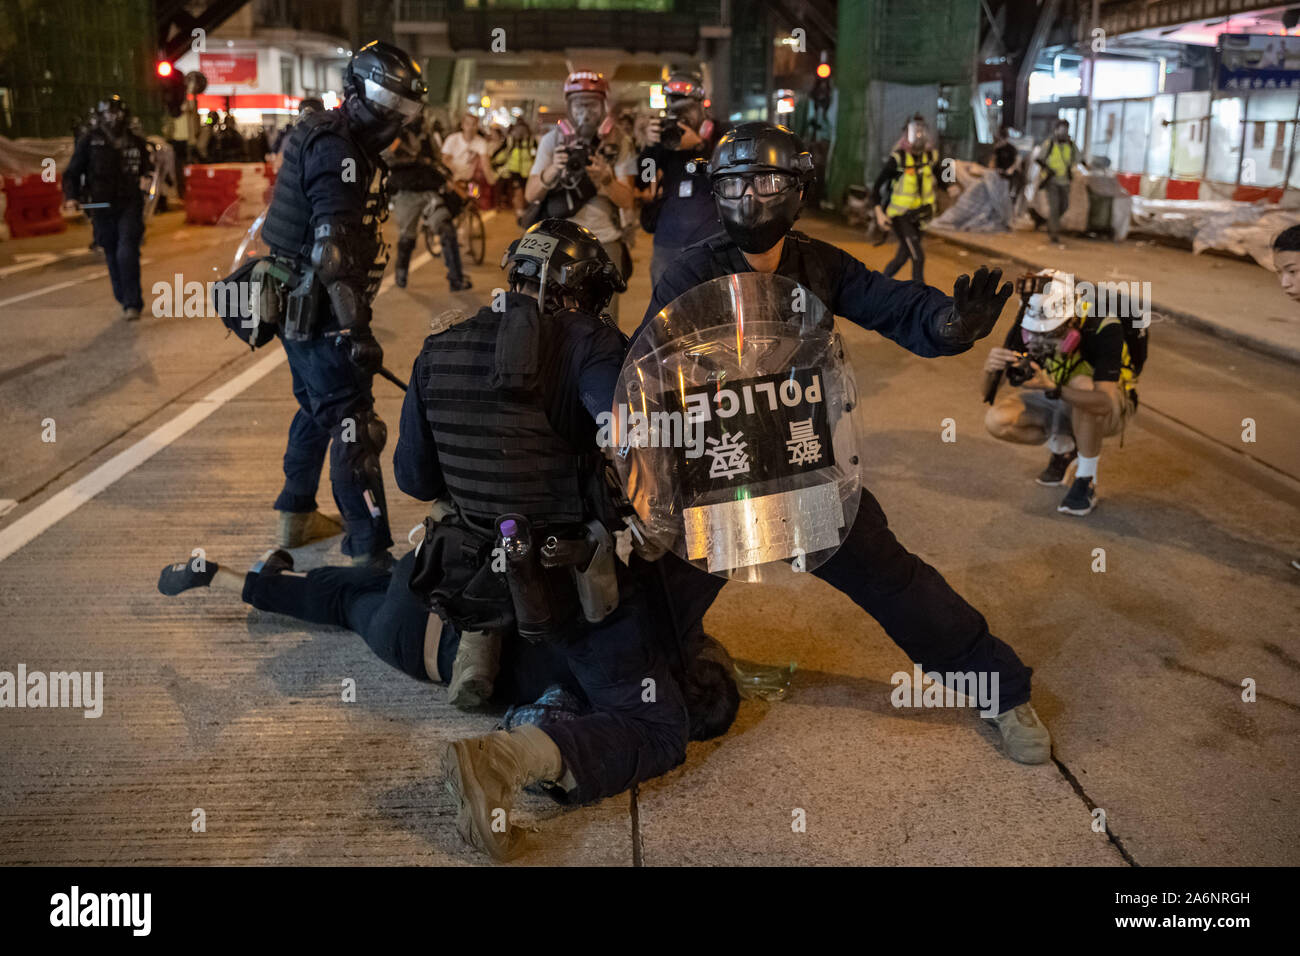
[934,265,1013,348]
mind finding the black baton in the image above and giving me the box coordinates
[376,365,408,392]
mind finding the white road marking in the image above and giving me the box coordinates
[0,500,15,519]
[0,251,433,562]
[0,258,155,310]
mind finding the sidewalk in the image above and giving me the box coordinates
[929,225,1300,363]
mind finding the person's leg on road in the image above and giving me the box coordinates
[116,204,145,313]
[92,210,125,308]
[275,352,331,515]
[811,488,1034,711]
[284,337,392,561]
[882,216,912,278]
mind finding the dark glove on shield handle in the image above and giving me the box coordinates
[935,265,1013,347]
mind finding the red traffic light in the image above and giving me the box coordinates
[157,61,174,78]
[816,63,831,79]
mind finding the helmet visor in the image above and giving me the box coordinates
[713,171,798,200]
[362,78,423,121]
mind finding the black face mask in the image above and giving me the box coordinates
[715,186,802,254]
[345,95,403,154]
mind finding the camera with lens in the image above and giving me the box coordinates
[1005,354,1037,387]
[658,108,685,150]
[564,142,591,175]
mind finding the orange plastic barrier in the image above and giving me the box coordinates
[3,174,67,238]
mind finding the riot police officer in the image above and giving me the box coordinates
[384,117,471,291]
[394,218,696,860]
[63,95,152,321]
[260,40,427,568]
[641,121,1053,765]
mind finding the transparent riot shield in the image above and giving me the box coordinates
[612,272,861,582]
[230,207,269,274]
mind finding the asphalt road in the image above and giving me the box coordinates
[0,207,1294,866]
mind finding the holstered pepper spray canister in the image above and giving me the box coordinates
[496,514,553,643]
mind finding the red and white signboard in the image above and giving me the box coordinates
[198,53,258,86]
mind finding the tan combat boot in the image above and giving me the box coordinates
[446,629,502,709]
[983,702,1052,764]
[441,726,564,862]
[276,510,342,548]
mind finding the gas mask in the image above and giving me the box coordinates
[100,107,127,137]
[567,93,606,140]
[906,121,927,151]
[713,174,803,254]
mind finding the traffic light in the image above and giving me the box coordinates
[157,60,187,117]
[816,62,832,79]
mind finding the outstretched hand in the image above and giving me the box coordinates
[940,265,1013,346]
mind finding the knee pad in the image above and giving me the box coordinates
[333,409,388,511]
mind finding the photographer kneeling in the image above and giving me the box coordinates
[983,270,1140,516]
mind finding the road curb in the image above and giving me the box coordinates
[931,230,1300,366]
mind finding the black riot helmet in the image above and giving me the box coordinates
[707,121,814,253]
[501,218,627,317]
[96,95,128,136]
[342,41,427,153]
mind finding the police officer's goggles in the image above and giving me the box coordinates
[362,78,424,121]
[712,171,799,199]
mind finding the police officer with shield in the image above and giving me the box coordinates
[394,218,698,860]
[260,41,426,568]
[640,121,1052,764]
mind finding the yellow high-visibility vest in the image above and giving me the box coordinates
[885,148,937,218]
[1043,140,1077,182]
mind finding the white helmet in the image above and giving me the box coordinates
[1021,269,1077,333]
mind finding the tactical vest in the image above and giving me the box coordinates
[76,130,149,206]
[262,110,385,264]
[885,148,937,219]
[704,230,834,318]
[417,307,592,525]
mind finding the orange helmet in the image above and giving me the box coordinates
[563,70,608,98]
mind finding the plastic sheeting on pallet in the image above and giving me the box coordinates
[930,163,1013,233]
[1128,197,1300,268]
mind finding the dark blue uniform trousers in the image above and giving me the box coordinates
[91,202,144,311]
[275,335,393,558]
[660,486,1033,712]
[539,581,690,805]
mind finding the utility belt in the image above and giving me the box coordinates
[213,254,296,349]
[408,508,620,645]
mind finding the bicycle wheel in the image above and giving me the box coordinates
[464,207,485,265]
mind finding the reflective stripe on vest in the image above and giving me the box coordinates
[418,313,588,524]
[885,149,936,218]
